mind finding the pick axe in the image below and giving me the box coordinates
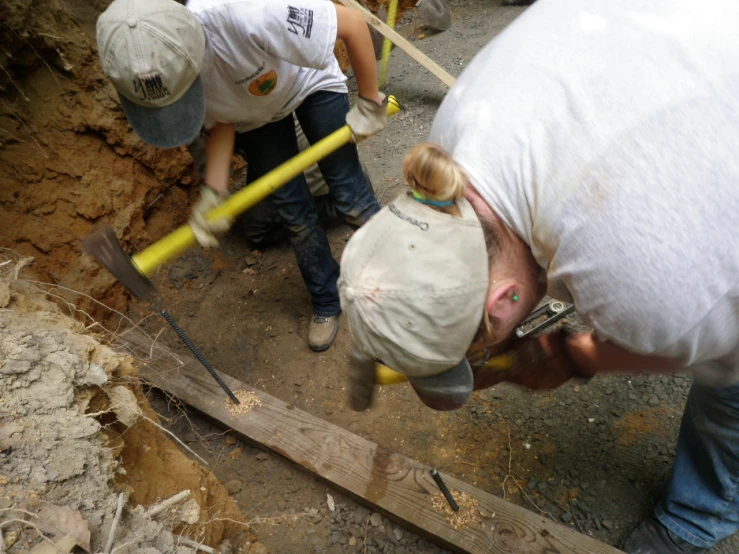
[82,97,402,403]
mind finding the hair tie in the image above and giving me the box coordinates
[411,190,455,207]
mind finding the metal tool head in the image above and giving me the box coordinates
[80,226,156,301]
[348,345,377,411]
[416,0,452,31]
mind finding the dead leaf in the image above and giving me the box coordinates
[35,504,91,552]
[227,447,243,460]
[327,493,335,512]
[225,435,237,446]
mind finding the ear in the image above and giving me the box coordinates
[485,282,521,324]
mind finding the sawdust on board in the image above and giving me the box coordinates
[431,490,480,529]
[227,389,262,416]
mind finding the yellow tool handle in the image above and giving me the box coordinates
[132,96,401,276]
[374,353,515,386]
[375,363,409,385]
[379,0,398,86]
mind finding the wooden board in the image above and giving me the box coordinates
[335,0,457,87]
[118,330,623,554]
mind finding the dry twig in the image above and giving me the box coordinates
[176,536,217,553]
[104,492,127,554]
[140,414,209,466]
[146,490,191,518]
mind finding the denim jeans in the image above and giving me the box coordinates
[655,378,739,548]
[234,91,380,316]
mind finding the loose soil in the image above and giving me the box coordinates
[2,1,737,554]
[0,258,261,552]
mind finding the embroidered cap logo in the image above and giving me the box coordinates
[133,72,171,102]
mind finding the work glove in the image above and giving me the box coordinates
[346,93,387,143]
[188,186,233,248]
[469,330,597,392]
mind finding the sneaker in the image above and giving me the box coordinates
[623,516,707,554]
[308,314,339,352]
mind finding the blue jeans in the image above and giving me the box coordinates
[234,91,380,316]
[656,379,739,548]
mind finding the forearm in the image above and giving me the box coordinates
[204,123,235,194]
[336,5,381,103]
[566,331,683,375]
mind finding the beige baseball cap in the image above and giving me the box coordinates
[339,192,489,410]
[97,0,206,148]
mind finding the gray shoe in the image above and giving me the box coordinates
[309,314,339,352]
[623,517,707,554]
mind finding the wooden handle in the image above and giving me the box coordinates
[335,0,456,87]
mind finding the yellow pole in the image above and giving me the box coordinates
[132,96,401,276]
[374,353,515,386]
[379,0,399,87]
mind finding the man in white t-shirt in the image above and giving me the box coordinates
[96,0,386,351]
[339,0,739,552]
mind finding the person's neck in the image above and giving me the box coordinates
[467,185,543,309]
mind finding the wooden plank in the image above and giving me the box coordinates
[118,330,623,554]
[335,0,457,87]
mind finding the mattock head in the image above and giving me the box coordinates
[80,226,157,301]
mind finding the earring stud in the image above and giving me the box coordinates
[512,292,519,302]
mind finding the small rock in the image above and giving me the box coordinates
[393,527,403,541]
[568,468,579,479]
[256,452,269,461]
[602,520,613,530]
[309,508,318,516]
[561,512,573,523]
[648,395,660,406]
[331,532,340,544]
[628,392,638,401]
[349,537,358,546]
[225,479,243,494]
[245,254,259,267]
[370,512,383,527]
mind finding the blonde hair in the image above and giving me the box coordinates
[402,143,468,210]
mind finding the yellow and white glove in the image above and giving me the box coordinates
[346,93,387,143]
[188,186,233,248]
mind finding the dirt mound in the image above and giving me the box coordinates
[0,259,262,552]
[0,0,195,320]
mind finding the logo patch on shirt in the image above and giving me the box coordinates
[286,5,313,38]
[248,70,278,96]
[133,72,170,102]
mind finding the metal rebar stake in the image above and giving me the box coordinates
[430,469,459,512]
[159,309,240,404]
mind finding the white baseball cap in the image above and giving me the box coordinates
[97,0,206,148]
[339,192,489,410]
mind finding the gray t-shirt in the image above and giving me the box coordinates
[430,0,739,384]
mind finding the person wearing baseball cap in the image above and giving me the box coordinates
[96,0,386,351]
[339,1,739,552]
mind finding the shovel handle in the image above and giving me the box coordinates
[132,96,401,276]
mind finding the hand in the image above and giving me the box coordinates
[188,186,232,248]
[470,330,597,391]
[346,93,387,143]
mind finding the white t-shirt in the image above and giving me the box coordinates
[187,0,347,133]
[430,0,739,384]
